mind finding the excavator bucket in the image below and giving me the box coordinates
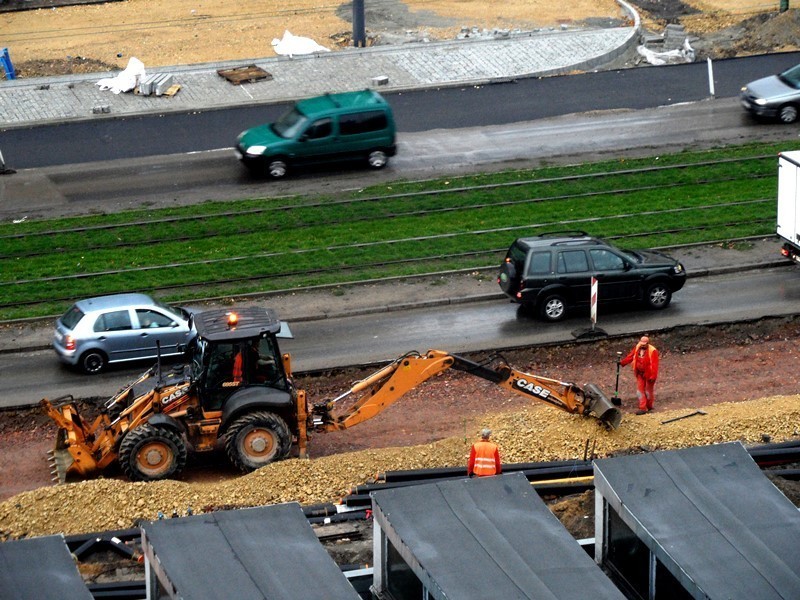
[581,383,622,429]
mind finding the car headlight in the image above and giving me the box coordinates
[245,145,268,156]
[673,264,684,274]
[754,98,768,106]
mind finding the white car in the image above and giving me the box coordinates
[52,293,195,374]
[740,63,800,124]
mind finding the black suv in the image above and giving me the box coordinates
[497,232,687,321]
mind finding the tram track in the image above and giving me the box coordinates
[0,152,780,319]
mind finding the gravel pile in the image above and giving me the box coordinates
[1,395,798,540]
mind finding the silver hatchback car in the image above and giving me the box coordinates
[53,293,195,374]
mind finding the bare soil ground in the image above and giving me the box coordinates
[2,0,799,78]
[2,317,800,505]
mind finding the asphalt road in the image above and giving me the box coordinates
[3,52,800,408]
[2,52,800,170]
[2,267,797,409]
[2,97,799,220]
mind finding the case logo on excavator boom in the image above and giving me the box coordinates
[513,378,566,408]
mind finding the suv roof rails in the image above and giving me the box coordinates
[535,230,590,239]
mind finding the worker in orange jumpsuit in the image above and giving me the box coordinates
[620,336,659,414]
[467,428,502,477]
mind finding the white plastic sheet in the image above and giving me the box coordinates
[637,39,696,66]
[271,31,330,57]
[96,57,146,94]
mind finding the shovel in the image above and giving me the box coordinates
[611,351,623,406]
[661,410,707,424]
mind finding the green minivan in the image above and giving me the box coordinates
[236,89,397,178]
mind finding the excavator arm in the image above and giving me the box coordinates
[310,349,621,432]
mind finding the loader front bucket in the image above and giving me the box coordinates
[582,383,622,430]
[47,429,74,484]
[40,397,103,483]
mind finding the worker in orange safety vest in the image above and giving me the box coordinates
[467,428,502,477]
[620,335,660,414]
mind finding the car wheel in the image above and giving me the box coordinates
[224,411,291,472]
[539,294,567,322]
[79,349,107,374]
[779,104,799,124]
[267,159,288,179]
[367,150,388,169]
[118,424,187,481]
[645,282,672,309]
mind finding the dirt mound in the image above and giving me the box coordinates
[691,8,800,58]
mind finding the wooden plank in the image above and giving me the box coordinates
[162,84,181,97]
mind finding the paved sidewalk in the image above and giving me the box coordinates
[0,26,638,128]
[0,237,788,354]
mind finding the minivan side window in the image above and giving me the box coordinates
[557,250,590,274]
[339,110,387,135]
[94,310,133,332]
[304,118,333,140]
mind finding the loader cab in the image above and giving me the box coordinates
[189,307,292,411]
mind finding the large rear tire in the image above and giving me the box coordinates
[119,424,187,481]
[224,411,291,472]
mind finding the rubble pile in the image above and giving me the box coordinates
[1,395,798,540]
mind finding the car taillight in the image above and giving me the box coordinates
[65,335,75,351]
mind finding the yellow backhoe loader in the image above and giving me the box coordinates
[42,306,621,483]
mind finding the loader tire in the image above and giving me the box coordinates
[119,424,187,482]
[225,411,291,472]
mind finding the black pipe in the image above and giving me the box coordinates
[307,509,368,524]
[381,458,592,483]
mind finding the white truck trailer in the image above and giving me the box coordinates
[777,150,800,263]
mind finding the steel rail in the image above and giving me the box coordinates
[0,223,775,313]
[0,173,772,260]
[0,201,773,289]
[0,154,774,243]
